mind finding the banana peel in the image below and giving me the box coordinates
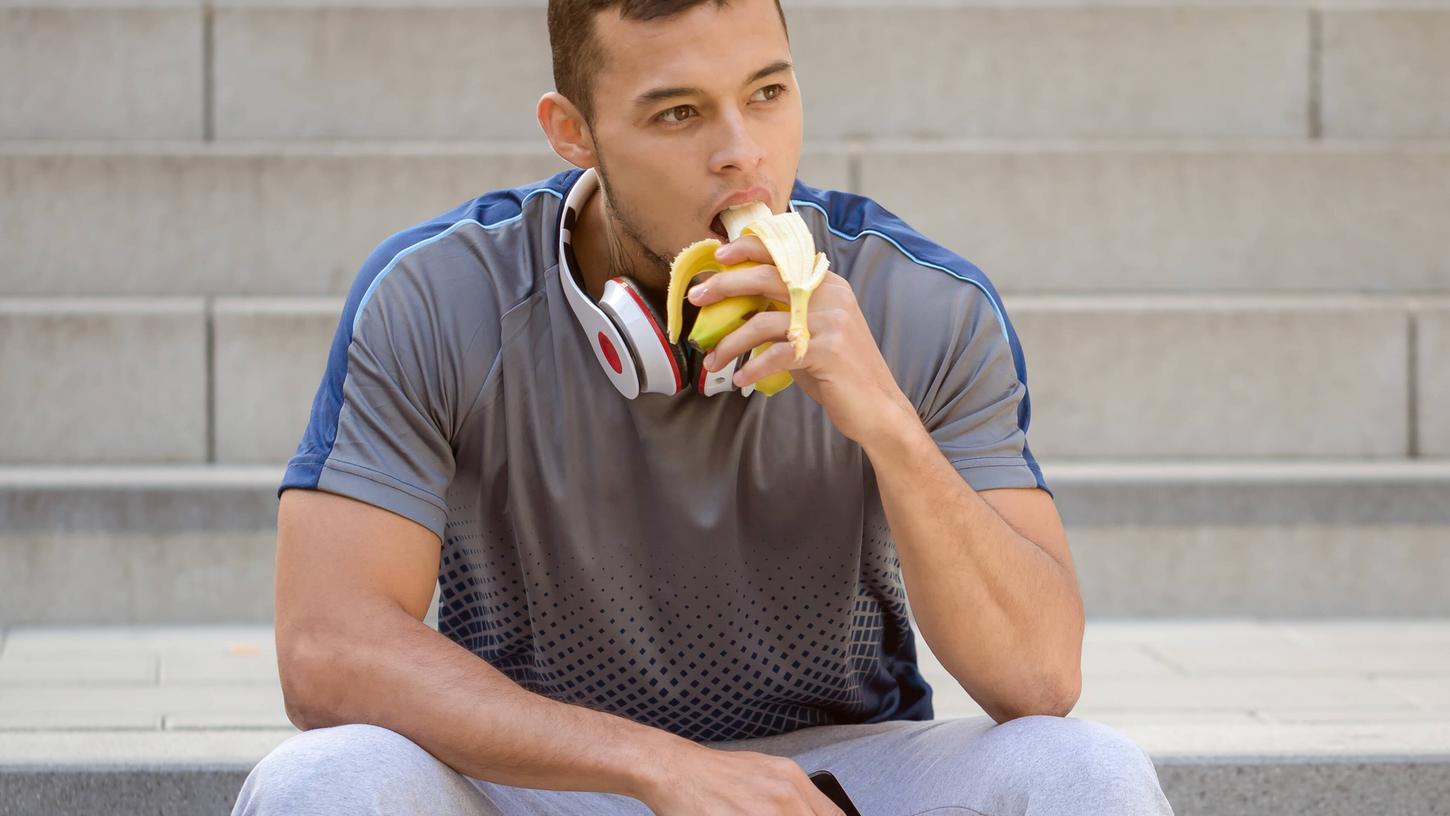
[666,201,829,396]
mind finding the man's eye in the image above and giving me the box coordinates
[657,105,696,125]
[754,83,787,102]
[656,85,786,126]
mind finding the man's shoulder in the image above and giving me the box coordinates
[343,168,580,344]
[790,179,1012,341]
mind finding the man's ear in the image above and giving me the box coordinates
[538,92,598,169]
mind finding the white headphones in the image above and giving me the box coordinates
[558,167,754,399]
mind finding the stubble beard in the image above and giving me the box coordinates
[595,149,674,297]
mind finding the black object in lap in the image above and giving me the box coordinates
[809,770,863,815]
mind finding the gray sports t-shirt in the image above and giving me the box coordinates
[281,166,1051,742]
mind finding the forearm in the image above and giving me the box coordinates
[282,601,692,800]
[862,409,1083,720]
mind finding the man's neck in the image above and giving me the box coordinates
[572,180,609,302]
[573,178,668,307]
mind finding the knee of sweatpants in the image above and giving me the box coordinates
[231,723,458,816]
[975,715,1172,814]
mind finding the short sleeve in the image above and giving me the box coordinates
[279,230,485,541]
[918,284,1053,498]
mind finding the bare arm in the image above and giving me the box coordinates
[861,413,1084,723]
[274,488,693,800]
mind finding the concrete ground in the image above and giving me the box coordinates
[2,620,1449,815]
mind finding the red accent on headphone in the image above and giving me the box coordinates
[597,332,623,374]
[613,278,683,392]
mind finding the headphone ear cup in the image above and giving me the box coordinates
[696,349,743,397]
[641,287,688,383]
[614,276,688,392]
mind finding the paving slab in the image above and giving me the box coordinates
[163,712,293,731]
[0,655,156,686]
[160,653,281,686]
[0,712,161,731]
[0,620,1447,815]
[1377,677,1450,709]
[1148,644,1450,675]
[0,686,286,721]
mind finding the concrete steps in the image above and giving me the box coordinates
[5,294,1447,462]
[6,0,1450,812]
[3,462,1449,623]
[6,1,1450,142]
[2,621,1447,815]
[6,141,1450,295]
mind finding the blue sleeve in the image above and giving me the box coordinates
[279,222,487,540]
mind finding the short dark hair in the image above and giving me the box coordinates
[547,0,789,131]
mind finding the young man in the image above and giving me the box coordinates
[234,0,1174,813]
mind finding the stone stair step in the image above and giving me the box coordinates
[0,3,203,141]
[0,143,845,296]
[6,295,1447,463]
[8,1,1450,142]
[1006,294,1450,459]
[0,298,208,463]
[3,462,1448,622]
[861,141,1450,295]
[5,142,1450,296]
[209,1,1310,141]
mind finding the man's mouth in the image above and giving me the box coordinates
[709,212,728,240]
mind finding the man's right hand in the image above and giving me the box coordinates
[637,743,848,816]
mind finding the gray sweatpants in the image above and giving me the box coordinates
[231,715,1175,815]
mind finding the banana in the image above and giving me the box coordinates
[666,200,829,397]
[692,296,794,397]
[730,205,830,362]
[687,293,774,352]
[664,239,753,347]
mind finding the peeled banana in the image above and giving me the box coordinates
[666,201,829,397]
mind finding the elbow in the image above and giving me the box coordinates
[1045,661,1082,717]
[986,667,1082,723]
[278,629,343,731]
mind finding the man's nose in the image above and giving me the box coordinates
[711,111,767,172]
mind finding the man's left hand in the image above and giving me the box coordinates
[691,236,918,448]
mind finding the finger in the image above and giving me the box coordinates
[703,311,790,373]
[688,264,788,308]
[713,234,769,265]
[731,338,803,389]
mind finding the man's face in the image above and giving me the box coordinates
[584,0,802,273]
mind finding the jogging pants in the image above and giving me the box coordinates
[231,715,1175,815]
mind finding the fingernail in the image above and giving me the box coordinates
[703,351,716,369]
[688,285,707,303]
